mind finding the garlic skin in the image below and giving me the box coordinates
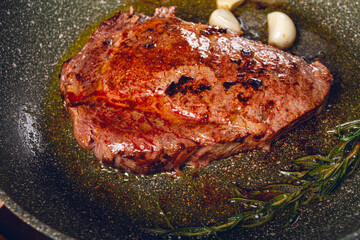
[267,11,296,49]
[216,0,245,10]
[209,8,242,34]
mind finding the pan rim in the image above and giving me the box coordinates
[1,186,360,239]
[0,190,72,240]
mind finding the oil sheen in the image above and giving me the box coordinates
[43,0,360,232]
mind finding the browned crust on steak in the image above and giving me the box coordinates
[59,6,333,174]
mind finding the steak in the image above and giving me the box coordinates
[59,6,333,174]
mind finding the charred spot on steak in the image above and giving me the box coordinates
[254,132,265,140]
[200,29,212,36]
[144,43,155,49]
[223,81,238,90]
[179,75,194,84]
[218,28,228,33]
[59,6,333,174]
[165,76,195,96]
[237,73,245,78]
[230,58,242,65]
[195,84,212,93]
[237,92,251,104]
[249,78,263,90]
[241,49,252,57]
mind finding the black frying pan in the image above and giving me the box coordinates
[1,0,359,239]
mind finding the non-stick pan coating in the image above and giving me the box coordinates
[1,0,359,239]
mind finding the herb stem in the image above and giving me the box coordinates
[142,120,360,238]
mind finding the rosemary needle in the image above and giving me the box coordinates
[143,119,360,238]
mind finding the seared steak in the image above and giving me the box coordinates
[60,6,333,174]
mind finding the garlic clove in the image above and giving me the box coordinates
[217,0,245,10]
[267,11,296,49]
[209,8,242,34]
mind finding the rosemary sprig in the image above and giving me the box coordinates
[142,120,360,238]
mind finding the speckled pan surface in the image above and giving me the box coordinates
[0,0,359,239]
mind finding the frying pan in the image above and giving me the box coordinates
[0,0,359,239]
